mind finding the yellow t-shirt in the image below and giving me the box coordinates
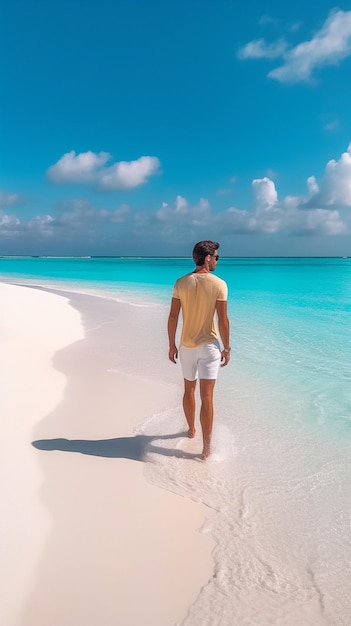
[172,272,228,348]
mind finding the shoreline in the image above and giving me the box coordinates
[0,282,214,626]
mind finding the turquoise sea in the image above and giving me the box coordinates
[1,256,351,624]
[1,256,350,435]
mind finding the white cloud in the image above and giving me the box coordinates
[238,38,287,60]
[99,156,160,190]
[252,177,278,210]
[27,215,55,236]
[304,208,347,235]
[175,195,188,212]
[215,206,257,233]
[47,151,160,190]
[307,175,319,196]
[269,10,351,83]
[238,10,351,84]
[47,151,110,184]
[0,210,68,240]
[156,196,210,224]
[251,178,281,233]
[306,143,351,207]
[322,143,351,205]
[0,210,20,235]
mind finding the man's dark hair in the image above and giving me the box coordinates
[192,240,220,266]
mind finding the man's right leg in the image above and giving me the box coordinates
[199,378,216,460]
[183,379,197,437]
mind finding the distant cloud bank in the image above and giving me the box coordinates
[47,151,161,190]
[1,143,351,250]
[238,9,351,83]
[152,168,347,237]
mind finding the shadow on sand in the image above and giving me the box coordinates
[32,432,200,462]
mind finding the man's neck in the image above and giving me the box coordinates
[193,265,211,274]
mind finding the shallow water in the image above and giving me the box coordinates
[1,256,351,624]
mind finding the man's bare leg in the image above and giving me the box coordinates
[199,379,216,459]
[183,379,197,437]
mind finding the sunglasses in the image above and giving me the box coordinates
[212,254,219,260]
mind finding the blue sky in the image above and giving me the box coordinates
[1,0,351,256]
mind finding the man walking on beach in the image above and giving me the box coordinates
[168,240,231,460]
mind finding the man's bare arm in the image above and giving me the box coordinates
[216,300,231,367]
[168,297,181,363]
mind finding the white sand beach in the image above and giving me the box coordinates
[0,282,214,626]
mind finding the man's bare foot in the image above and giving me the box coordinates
[187,428,196,438]
[201,442,211,460]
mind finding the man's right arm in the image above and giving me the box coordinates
[167,297,181,363]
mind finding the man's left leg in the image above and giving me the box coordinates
[199,379,216,460]
[183,378,197,437]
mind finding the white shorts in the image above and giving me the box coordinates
[179,341,221,381]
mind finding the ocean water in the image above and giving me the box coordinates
[1,257,351,624]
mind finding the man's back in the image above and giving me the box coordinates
[173,272,227,348]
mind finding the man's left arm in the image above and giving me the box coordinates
[216,300,231,367]
[168,297,181,363]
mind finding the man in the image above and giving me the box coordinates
[168,240,231,460]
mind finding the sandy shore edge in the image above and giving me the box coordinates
[0,282,214,626]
